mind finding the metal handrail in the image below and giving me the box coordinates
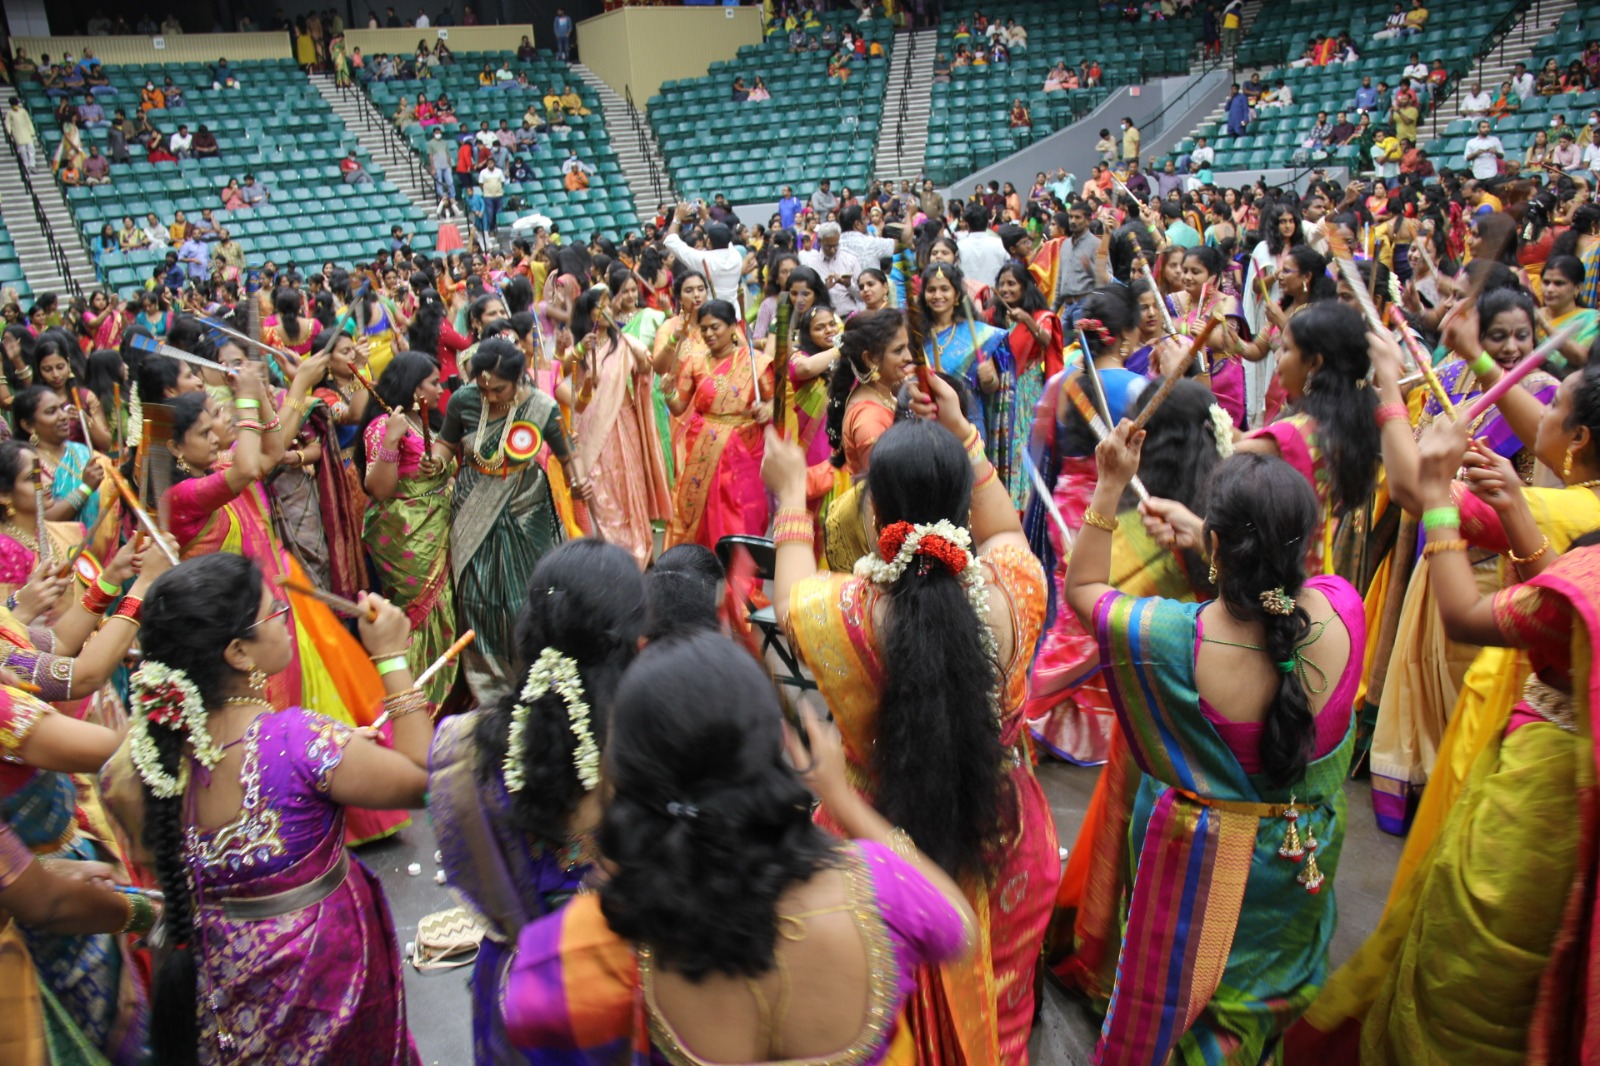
[1,126,82,297]
[342,77,443,202]
[624,84,668,210]
[890,27,918,171]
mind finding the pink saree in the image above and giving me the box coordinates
[574,333,672,568]
[664,347,773,550]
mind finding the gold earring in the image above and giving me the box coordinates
[27,432,39,447]
[248,667,268,693]
[1207,558,1218,585]
[175,456,197,476]
[1564,450,1575,480]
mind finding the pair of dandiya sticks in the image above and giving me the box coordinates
[277,577,475,728]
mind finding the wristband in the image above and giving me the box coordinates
[1468,350,1495,378]
[1420,506,1460,531]
[375,655,409,677]
[234,397,262,411]
[96,573,120,596]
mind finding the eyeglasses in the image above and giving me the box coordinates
[248,598,291,632]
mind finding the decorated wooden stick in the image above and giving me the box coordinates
[413,629,476,690]
[1133,250,1177,335]
[127,333,238,378]
[1063,377,1152,503]
[32,459,50,567]
[771,294,792,433]
[1131,310,1224,431]
[99,461,181,565]
[199,315,289,375]
[1461,322,1581,425]
[1022,449,1072,550]
[354,370,393,413]
[899,251,937,402]
[111,383,122,456]
[53,496,120,579]
[278,578,378,622]
[1323,225,1387,337]
[1389,306,1455,417]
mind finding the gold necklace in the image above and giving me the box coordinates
[221,696,276,714]
[473,386,520,470]
[1,520,36,553]
[1569,478,1600,490]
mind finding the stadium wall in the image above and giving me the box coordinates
[577,5,763,106]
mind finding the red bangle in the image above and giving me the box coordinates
[81,585,116,616]
[1375,402,1408,428]
[112,596,143,623]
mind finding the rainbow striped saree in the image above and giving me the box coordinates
[1091,585,1361,1065]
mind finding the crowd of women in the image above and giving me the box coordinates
[0,148,1599,1066]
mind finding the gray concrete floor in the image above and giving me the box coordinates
[366,759,1404,1065]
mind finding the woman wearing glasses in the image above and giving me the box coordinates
[101,553,436,1065]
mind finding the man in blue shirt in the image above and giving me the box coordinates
[1224,84,1250,137]
[178,234,209,281]
[777,185,803,229]
[553,9,573,62]
[1354,76,1378,112]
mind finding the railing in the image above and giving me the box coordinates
[889,27,919,172]
[334,77,437,201]
[1,127,83,297]
[1427,0,1531,141]
[623,84,668,210]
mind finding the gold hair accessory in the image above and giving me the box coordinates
[1259,587,1295,615]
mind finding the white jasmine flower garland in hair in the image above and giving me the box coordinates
[504,647,599,794]
[855,519,1001,719]
[128,661,225,799]
[1209,404,1236,458]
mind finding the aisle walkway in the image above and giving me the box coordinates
[368,757,1403,1063]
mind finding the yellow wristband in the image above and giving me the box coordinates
[375,655,409,677]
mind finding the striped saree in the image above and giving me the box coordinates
[1091,580,1363,1065]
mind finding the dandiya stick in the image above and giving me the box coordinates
[354,370,393,413]
[54,495,120,579]
[32,459,49,567]
[199,316,289,376]
[1323,225,1387,337]
[1389,306,1455,417]
[1131,311,1224,431]
[278,578,379,622]
[111,383,122,455]
[1063,377,1152,504]
[1461,322,1581,425]
[368,630,478,729]
[1022,450,1071,550]
[899,252,937,402]
[99,461,180,566]
[127,333,238,378]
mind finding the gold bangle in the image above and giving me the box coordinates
[885,827,918,863]
[1505,535,1550,566]
[382,688,431,722]
[1421,538,1469,558]
[1082,509,1117,532]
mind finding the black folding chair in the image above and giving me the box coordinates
[715,534,816,692]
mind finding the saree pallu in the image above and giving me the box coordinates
[573,340,671,570]
[1296,547,1600,1063]
[650,317,707,478]
[429,712,591,1065]
[663,350,773,551]
[787,545,1058,1064]
[621,308,671,490]
[363,449,456,706]
[308,394,370,601]
[790,368,832,469]
[51,441,118,561]
[1045,512,1206,998]
[267,464,334,589]
[1091,583,1362,1066]
[925,319,1016,496]
[1006,311,1062,512]
[449,387,568,704]
[1370,485,1600,835]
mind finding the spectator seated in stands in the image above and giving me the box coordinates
[1328,110,1356,145]
[789,26,808,53]
[1084,59,1103,86]
[561,149,591,192]
[1243,72,1265,103]
[515,118,539,150]
[989,42,1010,65]
[732,76,749,102]
[1259,80,1291,109]
[827,48,851,83]
[494,119,516,152]
[953,46,973,68]
[558,86,589,116]
[209,59,239,90]
[394,95,416,127]
[140,80,164,111]
[516,35,536,63]
[59,155,83,186]
[12,49,36,75]
[1009,98,1032,129]
[240,173,270,207]
[1372,3,1407,39]
[83,145,110,184]
[168,211,191,244]
[748,76,771,102]
[869,39,886,59]
[1400,140,1433,179]
[1490,80,1520,119]
[1303,111,1333,149]
[1537,59,1563,97]
[340,150,374,186]
[1401,52,1428,83]
[1004,18,1027,48]
[477,63,495,88]
[1401,0,1429,37]
[434,40,454,65]
[1562,60,1589,94]
[169,124,193,159]
[192,209,222,241]
[143,212,169,248]
[1427,59,1447,87]
[1553,132,1582,172]
[434,93,457,124]
[1526,129,1555,168]
[146,130,176,163]
[77,93,107,130]
[1043,61,1074,92]
[163,76,186,108]
[118,214,149,251]
[543,90,566,125]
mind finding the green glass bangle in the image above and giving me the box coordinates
[1468,351,1495,378]
[375,655,409,677]
[234,397,262,410]
[1421,506,1461,531]
[95,574,120,596]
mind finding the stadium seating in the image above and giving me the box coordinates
[18,58,431,297]
[362,49,640,240]
[0,213,34,303]
[647,10,893,203]
[1168,0,1525,174]
[924,1,1188,184]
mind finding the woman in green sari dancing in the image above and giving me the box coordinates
[440,338,588,704]
[1067,432,1364,1066]
[361,351,456,705]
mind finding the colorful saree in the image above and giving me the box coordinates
[0,687,146,1065]
[621,307,671,489]
[309,385,371,601]
[649,315,706,478]
[787,545,1058,1064]
[1294,544,1600,1064]
[1090,577,1364,1065]
[924,318,1016,496]
[165,470,404,844]
[444,384,569,704]
[44,441,118,562]
[573,334,671,569]
[1005,310,1064,512]
[501,842,969,1066]
[1171,291,1249,429]
[362,414,457,705]
[102,708,422,1066]
[429,712,594,1065]
[663,347,773,550]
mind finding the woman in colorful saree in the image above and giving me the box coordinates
[663,299,773,550]
[769,380,1057,1065]
[783,303,843,471]
[1066,435,1363,1066]
[12,387,117,560]
[568,287,671,569]
[1023,285,1161,765]
[0,536,176,1064]
[429,539,645,1065]
[1539,254,1600,367]
[501,630,976,1064]
[990,260,1063,510]
[1292,411,1600,1064]
[261,287,320,362]
[441,338,582,704]
[100,552,436,1066]
[361,352,456,706]
[83,290,126,355]
[919,262,1015,483]
[650,271,711,472]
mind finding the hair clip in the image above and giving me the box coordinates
[666,801,699,820]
